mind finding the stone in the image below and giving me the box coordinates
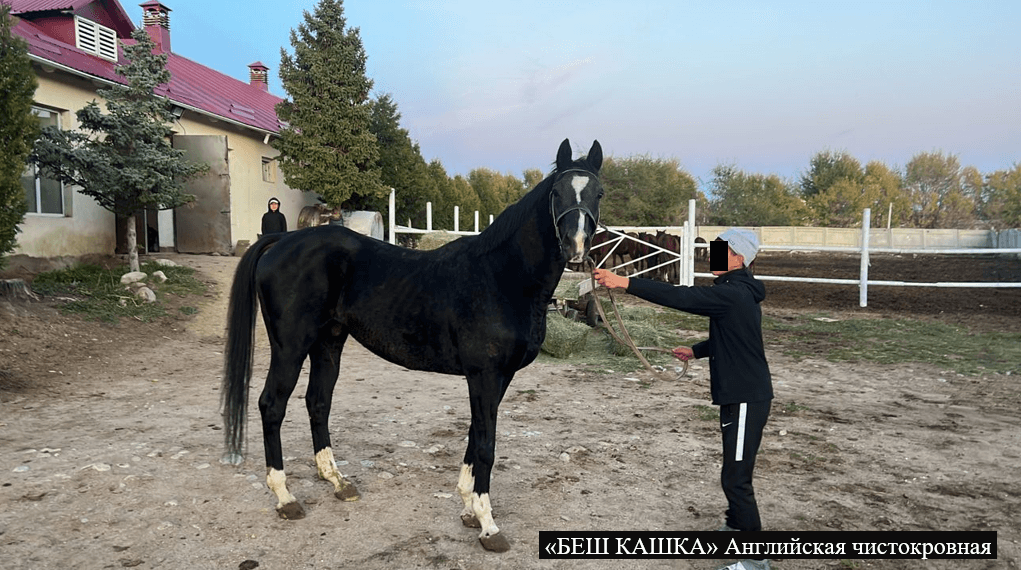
[120,271,147,285]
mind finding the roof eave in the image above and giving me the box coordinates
[29,53,279,139]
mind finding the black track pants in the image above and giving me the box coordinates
[719,400,771,531]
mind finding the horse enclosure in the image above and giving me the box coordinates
[390,194,1021,308]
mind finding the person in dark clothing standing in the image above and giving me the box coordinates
[593,227,773,570]
[261,197,287,235]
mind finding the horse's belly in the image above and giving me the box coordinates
[347,318,463,376]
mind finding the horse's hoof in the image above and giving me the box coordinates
[461,513,481,528]
[276,501,306,520]
[335,483,360,502]
[219,453,244,466]
[479,533,510,552]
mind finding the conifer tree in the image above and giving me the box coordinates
[0,5,39,269]
[275,0,384,208]
[363,93,431,226]
[30,28,206,271]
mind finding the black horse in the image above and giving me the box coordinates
[221,139,603,551]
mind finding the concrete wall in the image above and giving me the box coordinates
[16,72,117,257]
[696,226,1005,249]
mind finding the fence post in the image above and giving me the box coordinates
[687,199,696,286]
[454,206,460,232]
[388,188,396,244]
[474,211,479,233]
[859,208,871,307]
[427,202,433,232]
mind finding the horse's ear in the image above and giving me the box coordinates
[556,138,572,171]
[586,140,603,172]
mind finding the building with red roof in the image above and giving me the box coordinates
[6,0,318,257]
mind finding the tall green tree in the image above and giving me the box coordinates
[424,159,454,229]
[0,4,38,269]
[468,168,525,224]
[522,168,545,192]
[275,0,384,209]
[364,93,430,227]
[599,155,697,226]
[30,28,206,271]
[863,161,912,228]
[800,150,864,198]
[708,164,808,226]
[976,164,1021,230]
[903,151,975,228]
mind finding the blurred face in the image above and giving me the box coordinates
[711,244,745,276]
[270,202,279,210]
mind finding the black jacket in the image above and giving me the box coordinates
[261,201,287,235]
[626,268,773,405]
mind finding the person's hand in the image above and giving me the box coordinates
[672,346,694,361]
[593,269,629,290]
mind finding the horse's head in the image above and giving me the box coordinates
[550,139,604,264]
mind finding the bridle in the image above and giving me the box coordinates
[549,169,601,244]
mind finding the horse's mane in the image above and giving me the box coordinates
[471,158,596,255]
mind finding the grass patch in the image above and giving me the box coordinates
[31,260,205,324]
[763,312,1020,376]
[539,299,1017,377]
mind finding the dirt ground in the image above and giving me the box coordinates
[0,251,1019,570]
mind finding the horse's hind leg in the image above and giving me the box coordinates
[259,349,306,520]
[307,330,360,502]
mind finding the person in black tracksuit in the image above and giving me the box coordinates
[594,228,773,560]
[261,197,288,236]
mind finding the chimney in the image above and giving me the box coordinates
[248,61,269,91]
[140,1,171,53]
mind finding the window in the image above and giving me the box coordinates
[262,157,277,183]
[21,108,65,215]
[75,16,118,62]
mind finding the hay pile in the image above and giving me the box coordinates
[599,304,676,357]
[417,231,462,251]
[541,313,592,358]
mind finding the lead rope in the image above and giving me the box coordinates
[583,257,689,381]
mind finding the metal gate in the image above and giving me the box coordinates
[172,135,232,254]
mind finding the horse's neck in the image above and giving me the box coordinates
[511,217,565,297]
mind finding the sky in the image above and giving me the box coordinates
[124,0,1020,187]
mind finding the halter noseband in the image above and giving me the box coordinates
[550,169,600,243]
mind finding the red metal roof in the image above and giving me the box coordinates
[7,0,283,135]
[9,0,133,37]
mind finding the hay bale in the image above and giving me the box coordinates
[418,231,462,251]
[600,305,673,357]
[542,313,591,358]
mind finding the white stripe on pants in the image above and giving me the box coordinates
[734,402,747,461]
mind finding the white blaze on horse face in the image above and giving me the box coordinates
[569,175,590,261]
[266,468,297,509]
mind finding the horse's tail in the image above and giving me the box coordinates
[220,233,285,464]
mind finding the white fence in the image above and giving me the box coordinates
[388,191,1022,307]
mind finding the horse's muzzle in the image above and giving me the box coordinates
[561,233,589,265]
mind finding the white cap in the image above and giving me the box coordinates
[717,228,759,266]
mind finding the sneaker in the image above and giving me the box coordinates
[714,523,740,531]
[717,560,771,570]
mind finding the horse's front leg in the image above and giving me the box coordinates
[457,372,511,552]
